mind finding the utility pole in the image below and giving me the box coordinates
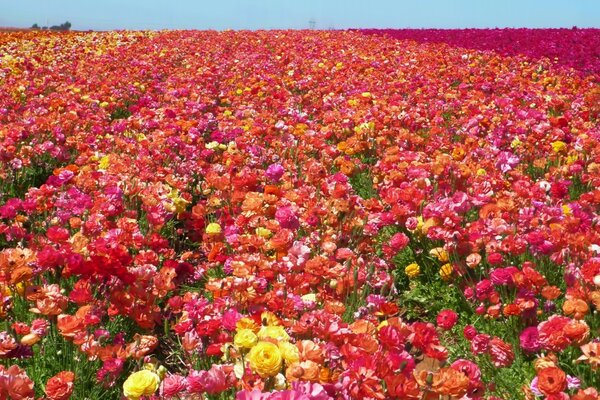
[309,18,316,30]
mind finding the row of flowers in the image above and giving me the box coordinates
[0,29,599,399]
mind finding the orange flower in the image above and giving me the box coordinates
[572,388,599,400]
[285,360,319,382]
[323,300,346,315]
[30,284,68,315]
[534,354,558,372]
[432,367,469,398]
[537,367,567,396]
[564,319,590,345]
[349,319,377,335]
[297,340,324,364]
[45,371,75,400]
[56,314,85,340]
[9,266,32,285]
[562,298,589,319]
[541,286,561,300]
[126,334,159,359]
[385,374,421,399]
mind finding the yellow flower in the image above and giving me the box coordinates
[278,341,300,364]
[301,293,316,303]
[246,341,283,378]
[440,263,454,280]
[562,205,572,216]
[429,247,449,262]
[260,311,281,326]
[551,140,567,153]
[205,222,222,235]
[256,227,272,238]
[236,317,259,332]
[405,263,421,278]
[123,370,160,400]
[98,155,110,170]
[258,325,290,342]
[234,328,258,349]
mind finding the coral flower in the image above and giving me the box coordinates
[45,371,75,400]
[576,342,600,370]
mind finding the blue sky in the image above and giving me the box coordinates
[1,0,598,30]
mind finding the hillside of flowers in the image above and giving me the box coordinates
[0,29,599,399]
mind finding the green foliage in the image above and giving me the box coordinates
[348,169,377,199]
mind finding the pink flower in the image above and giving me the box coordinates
[389,232,409,251]
[203,366,228,394]
[275,206,299,230]
[222,309,243,331]
[236,389,269,400]
[160,374,187,398]
[187,366,227,395]
[470,334,490,355]
[450,359,481,382]
[268,390,310,400]
[489,337,514,368]
[266,163,285,182]
[519,327,541,353]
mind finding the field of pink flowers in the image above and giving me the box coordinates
[0,29,599,399]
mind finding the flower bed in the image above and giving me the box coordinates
[0,29,599,399]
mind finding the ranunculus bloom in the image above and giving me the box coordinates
[122,370,160,400]
[436,309,458,330]
[463,325,477,340]
[450,359,481,383]
[265,163,285,182]
[234,329,258,349]
[538,315,571,352]
[247,341,283,378]
[432,367,469,398]
[0,365,35,400]
[389,232,409,251]
[537,367,567,396]
[489,337,514,368]
[404,263,420,278]
[470,334,490,355]
[45,371,75,400]
[519,327,541,353]
[275,206,299,230]
[160,374,187,398]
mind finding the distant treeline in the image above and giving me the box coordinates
[31,21,71,31]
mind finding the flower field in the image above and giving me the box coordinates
[0,29,599,399]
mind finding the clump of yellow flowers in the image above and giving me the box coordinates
[231,312,300,387]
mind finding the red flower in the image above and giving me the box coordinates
[436,309,458,330]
